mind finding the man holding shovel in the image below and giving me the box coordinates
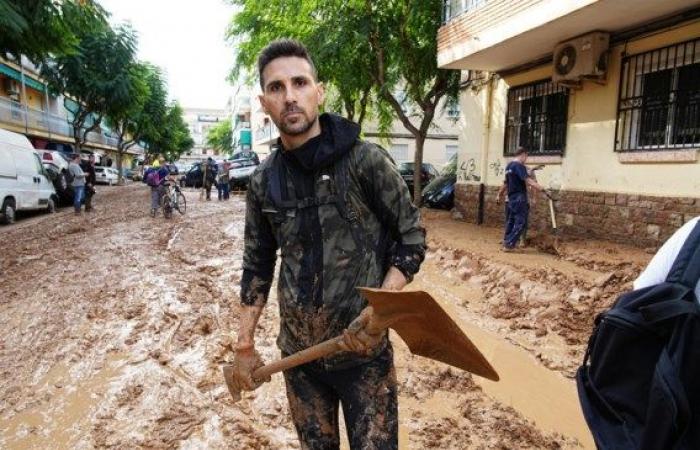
[232,39,426,449]
[501,147,547,252]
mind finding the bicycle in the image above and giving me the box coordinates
[161,181,186,219]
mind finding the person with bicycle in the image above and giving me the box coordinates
[145,157,170,217]
[160,177,187,218]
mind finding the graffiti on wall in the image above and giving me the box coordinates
[457,155,481,182]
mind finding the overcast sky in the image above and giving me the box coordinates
[99,0,237,110]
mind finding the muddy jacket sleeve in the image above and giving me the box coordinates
[359,145,426,281]
[240,181,278,307]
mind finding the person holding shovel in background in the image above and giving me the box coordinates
[501,147,547,252]
[232,39,426,449]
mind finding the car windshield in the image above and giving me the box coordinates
[231,159,257,167]
[95,168,104,173]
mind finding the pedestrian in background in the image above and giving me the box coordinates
[217,161,230,201]
[203,157,217,201]
[68,153,87,214]
[81,154,97,212]
[502,147,546,252]
[145,157,170,217]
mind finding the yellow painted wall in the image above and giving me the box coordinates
[461,21,700,198]
[24,86,44,111]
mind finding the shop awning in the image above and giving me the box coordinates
[0,63,47,92]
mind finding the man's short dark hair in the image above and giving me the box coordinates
[257,39,317,90]
[514,147,528,156]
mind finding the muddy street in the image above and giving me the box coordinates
[0,184,651,449]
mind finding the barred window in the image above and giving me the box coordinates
[615,38,700,152]
[504,80,569,156]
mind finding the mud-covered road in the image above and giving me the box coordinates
[0,184,652,449]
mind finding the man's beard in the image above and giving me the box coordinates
[277,107,318,136]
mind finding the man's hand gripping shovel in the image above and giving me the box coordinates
[222,288,500,402]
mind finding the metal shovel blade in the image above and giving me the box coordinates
[358,287,499,381]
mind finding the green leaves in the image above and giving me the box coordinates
[206,119,234,156]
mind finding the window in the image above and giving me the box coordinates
[445,144,458,161]
[504,80,569,156]
[616,38,700,151]
[444,0,488,23]
[390,144,409,162]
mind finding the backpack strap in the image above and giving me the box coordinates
[665,220,700,289]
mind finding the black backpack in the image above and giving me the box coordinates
[577,221,700,450]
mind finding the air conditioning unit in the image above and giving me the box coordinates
[3,78,21,98]
[552,31,610,87]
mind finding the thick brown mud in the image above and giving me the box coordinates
[0,187,651,449]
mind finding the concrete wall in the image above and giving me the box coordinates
[455,21,700,246]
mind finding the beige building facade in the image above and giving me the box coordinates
[438,0,700,247]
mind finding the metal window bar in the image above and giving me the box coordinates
[503,79,569,156]
[615,37,700,152]
[443,0,488,23]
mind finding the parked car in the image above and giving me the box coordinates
[0,129,58,224]
[229,157,259,190]
[181,163,204,188]
[94,166,119,185]
[421,154,457,210]
[35,149,74,204]
[398,162,439,193]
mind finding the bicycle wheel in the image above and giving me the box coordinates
[161,195,173,219]
[176,193,186,215]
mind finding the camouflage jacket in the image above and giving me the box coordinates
[240,114,426,370]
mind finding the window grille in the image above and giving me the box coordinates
[504,79,569,156]
[443,0,488,23]
[615,38,700,152]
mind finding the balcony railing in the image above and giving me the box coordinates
[443,0,488,23]
[0,96,141,152]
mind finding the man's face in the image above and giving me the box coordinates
[259,56,324,138]
[518,152,528,163]
[89,155,95,165]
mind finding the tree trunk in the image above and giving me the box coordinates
[116,146,124,185]
[413,133,426,205]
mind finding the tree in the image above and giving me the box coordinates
[0,0,83,62]
[146,103,194,162]
[227,0,460,203]
[228,0,375,126]
[41,9,139,153]
[206,118,234,156]
[107,63,168,183]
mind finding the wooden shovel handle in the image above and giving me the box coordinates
[252,336,344,381]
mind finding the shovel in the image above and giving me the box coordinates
[545,191,562,255]
[223,288,499,402]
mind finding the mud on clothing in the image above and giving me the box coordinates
[284,345,398,450]
[240,113,426,370]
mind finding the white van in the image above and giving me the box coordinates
[0,128,57,224]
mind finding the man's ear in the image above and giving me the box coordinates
[317,82,325,106]
[258,94,269,115]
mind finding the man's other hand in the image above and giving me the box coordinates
[231,347,270,391]
[339,306,384,355]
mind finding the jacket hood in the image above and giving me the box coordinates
[286,113,360,171]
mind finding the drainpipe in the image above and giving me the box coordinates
[19,58,29,133]
[477,73,495,225]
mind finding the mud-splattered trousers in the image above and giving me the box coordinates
[284,346,398,450]
[504,192,529,249]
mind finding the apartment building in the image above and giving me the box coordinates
[0,55,144,167]
[180,107,229,164]
[438,0,700,247]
